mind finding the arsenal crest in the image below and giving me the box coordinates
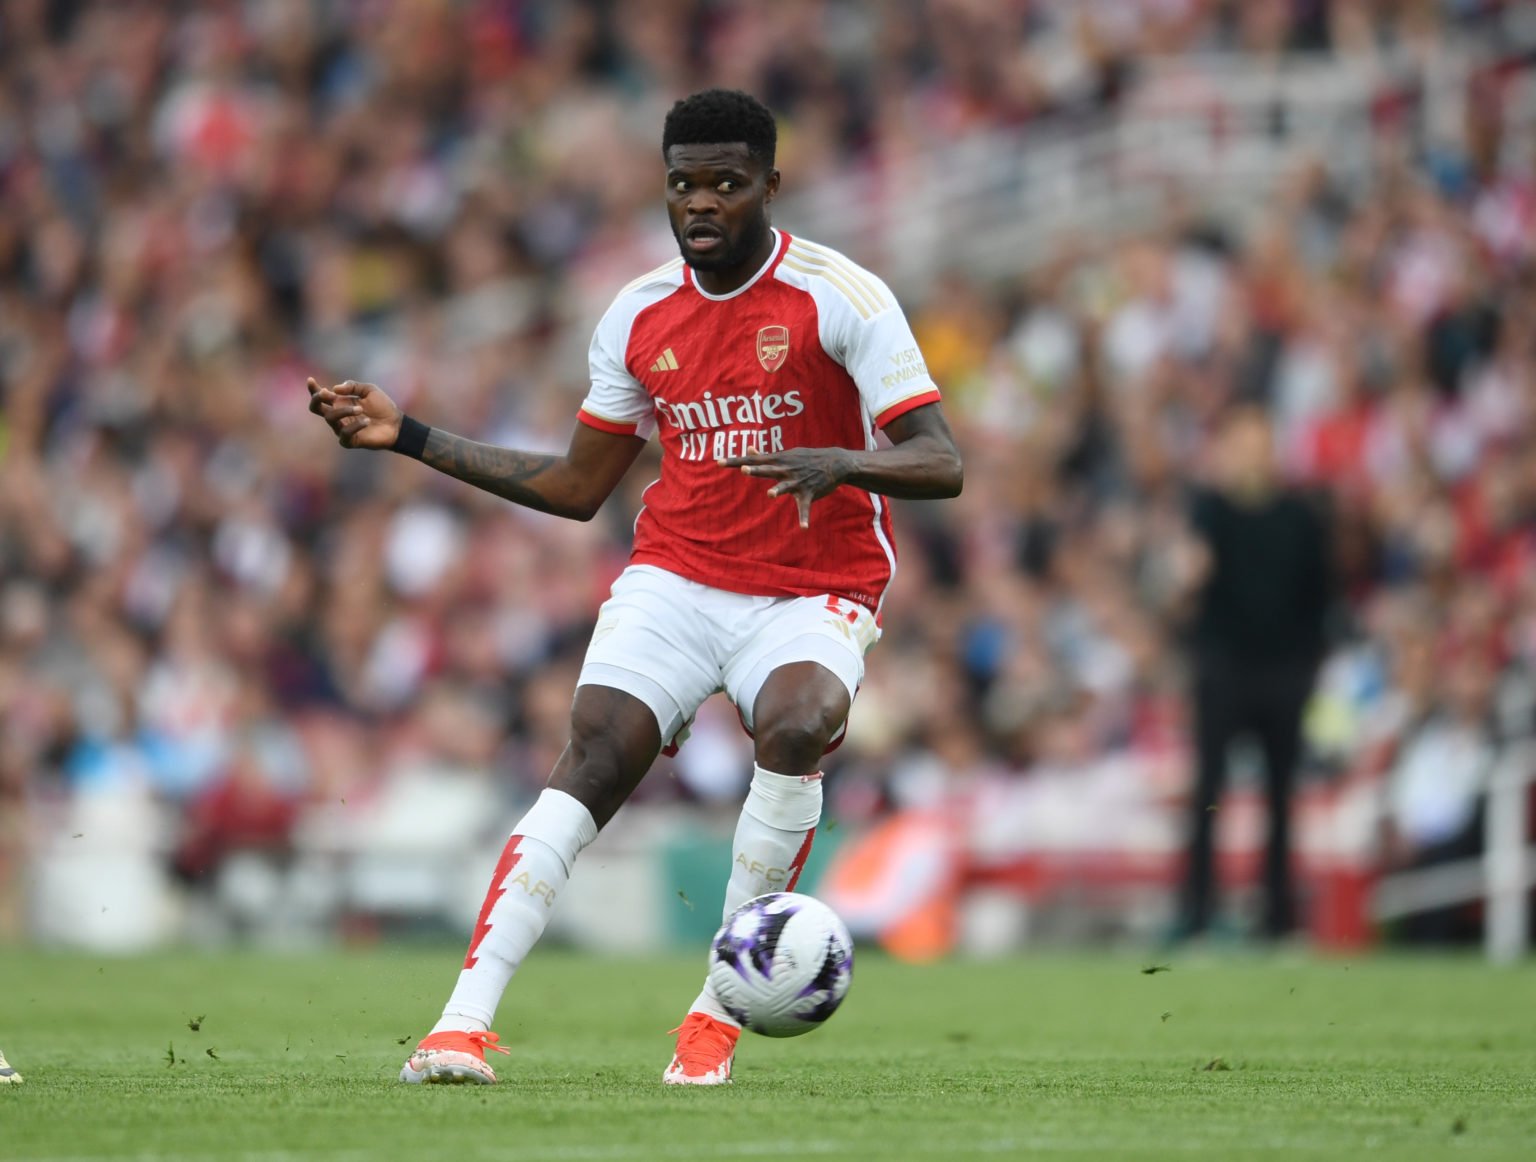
[756,325,790,372]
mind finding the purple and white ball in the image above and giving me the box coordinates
[707,892,854,1037]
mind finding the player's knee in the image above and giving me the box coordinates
[550,737,627,823]
[752,705,842,775]
[550,696,655,824]
[752,666,850,774]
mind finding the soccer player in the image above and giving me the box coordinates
[308,88,962,1086]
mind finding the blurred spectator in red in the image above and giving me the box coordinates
[172,739,301,886]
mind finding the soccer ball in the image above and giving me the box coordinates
[706,891,854,1037]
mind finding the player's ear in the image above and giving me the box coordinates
[764,167,780,203]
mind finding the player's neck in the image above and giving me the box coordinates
[693,229,778,297]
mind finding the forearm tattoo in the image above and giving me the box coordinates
[422,430,564,513]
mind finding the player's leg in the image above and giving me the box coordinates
[407,566,719,1084]
[666,596,870,1085]
[720,660,850,936]
[1252,661,1313,941]
[726,660,851,921]
[724,660,850,927]
[436,687,661,1026]
[1175,663,1239,942]
[721,598,873,929]
[402,686,660,1084]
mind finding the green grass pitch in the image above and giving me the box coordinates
[3,946,1534,1160]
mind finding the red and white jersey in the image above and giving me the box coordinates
[577,230,941,612]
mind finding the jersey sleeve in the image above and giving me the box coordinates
[823,272,942,429]
[578,298,658,440]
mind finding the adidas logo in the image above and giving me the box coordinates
[649,348,679,373]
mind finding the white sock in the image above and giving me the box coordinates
[432,788,597,1034]
[688,765,822,1024]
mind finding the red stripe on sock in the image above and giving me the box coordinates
[785,828,817,891]
[464,838,523,969]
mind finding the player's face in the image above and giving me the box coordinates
[665,143,780,287]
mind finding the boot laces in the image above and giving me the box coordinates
[668,1013,738,1071]
[465,1030,511,1057]
[420,1029,510,1058]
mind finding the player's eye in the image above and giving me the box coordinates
[671,180,689,193]
[718,180,738,193]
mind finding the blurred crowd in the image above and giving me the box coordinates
[1,0,1531,947]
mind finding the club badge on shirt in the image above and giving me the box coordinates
[756,325,790,372]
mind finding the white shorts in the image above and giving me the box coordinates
[578,565,880,752]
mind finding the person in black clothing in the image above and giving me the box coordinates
[1173,404,1333,942]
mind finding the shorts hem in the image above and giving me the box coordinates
[731,632,866,733]
[576,662,688,749]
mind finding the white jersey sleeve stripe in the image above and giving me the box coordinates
[616,257,685,302]
[783,244,888,316]
[791,240,892,310]
[781,255,876,320]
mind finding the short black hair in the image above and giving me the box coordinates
[662,89,777,169]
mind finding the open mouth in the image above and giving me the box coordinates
[686,225,724,252]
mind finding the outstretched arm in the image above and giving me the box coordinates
[720,402,963,529]
[307,378,646,521]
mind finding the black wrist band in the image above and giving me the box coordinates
[392,415,430,459]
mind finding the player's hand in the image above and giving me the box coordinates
[720,447,854,529]
[306,378,402,450]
